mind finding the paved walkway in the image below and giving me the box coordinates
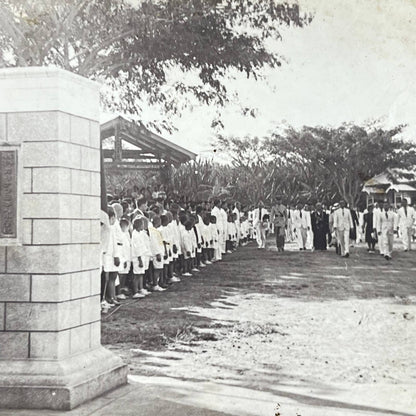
[2,375,414,416]
[0,381,230,416]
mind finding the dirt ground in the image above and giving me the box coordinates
[102,238,416,415]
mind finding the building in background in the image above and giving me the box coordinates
[100,116,196,198]
[362,168,416,207]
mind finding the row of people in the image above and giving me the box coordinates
[249,198,415,260]
[100,198,253,308]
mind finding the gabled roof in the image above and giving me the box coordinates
[364,172,391,186]
[362,185,386,195]
[364,168,416,187]
[101,116,196,166]
[386,184,416,193]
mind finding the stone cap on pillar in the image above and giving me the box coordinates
[0,66,100,121]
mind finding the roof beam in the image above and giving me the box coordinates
[100,116,196,169]
[103,149,161,160]
[104,161,162,171]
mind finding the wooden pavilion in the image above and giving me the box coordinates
[100,116,196,172]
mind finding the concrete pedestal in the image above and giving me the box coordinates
[0,348,127,410]
[0,67,127,410]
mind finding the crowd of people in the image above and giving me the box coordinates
[100,193,415,311]
[100,197,251,310]
[253,197,416,260]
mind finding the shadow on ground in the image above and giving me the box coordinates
[102,239,416,350]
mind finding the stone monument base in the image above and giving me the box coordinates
[0,347,128,410]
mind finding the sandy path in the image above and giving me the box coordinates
[128,292,416,415]
[106,240,416,415]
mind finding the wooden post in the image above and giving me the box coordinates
[114,122,122,162]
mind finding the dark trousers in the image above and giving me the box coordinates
[275,226,285,250]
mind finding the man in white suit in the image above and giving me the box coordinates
[373,202,384,255]
[253,200,268,249]
[303,203,313,250]
[333,200,354,257]
[376,200,398,260]
[397,199,415,252]
[292,203,310,250]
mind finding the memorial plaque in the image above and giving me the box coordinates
[0,149,18,239]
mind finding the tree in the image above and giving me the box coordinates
[162,159,233,203]
[215,135,273,204]
[264,124,416,206]
[104,169,158,198]
[214,135,313,205]
[0,0,311,127]
[216,135,267,167]
[263,161,328,206]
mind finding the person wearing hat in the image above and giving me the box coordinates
[333,200,354,257]
[362,204,377,253]
[270,196,288,252]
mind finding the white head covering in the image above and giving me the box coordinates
[111,203,123,220]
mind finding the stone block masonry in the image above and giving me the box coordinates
[0,67,127,410]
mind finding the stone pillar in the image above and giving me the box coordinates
[0,67,127,410]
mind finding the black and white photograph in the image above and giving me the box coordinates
[0,0,415,415]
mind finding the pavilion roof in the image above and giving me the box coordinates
[101,116,196,170]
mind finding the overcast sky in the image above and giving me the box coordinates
[108,0,416,158]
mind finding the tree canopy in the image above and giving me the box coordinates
[264,124,416,206]
[0,0,310,127]
[104,122,416,208]
[214,124,416,207]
